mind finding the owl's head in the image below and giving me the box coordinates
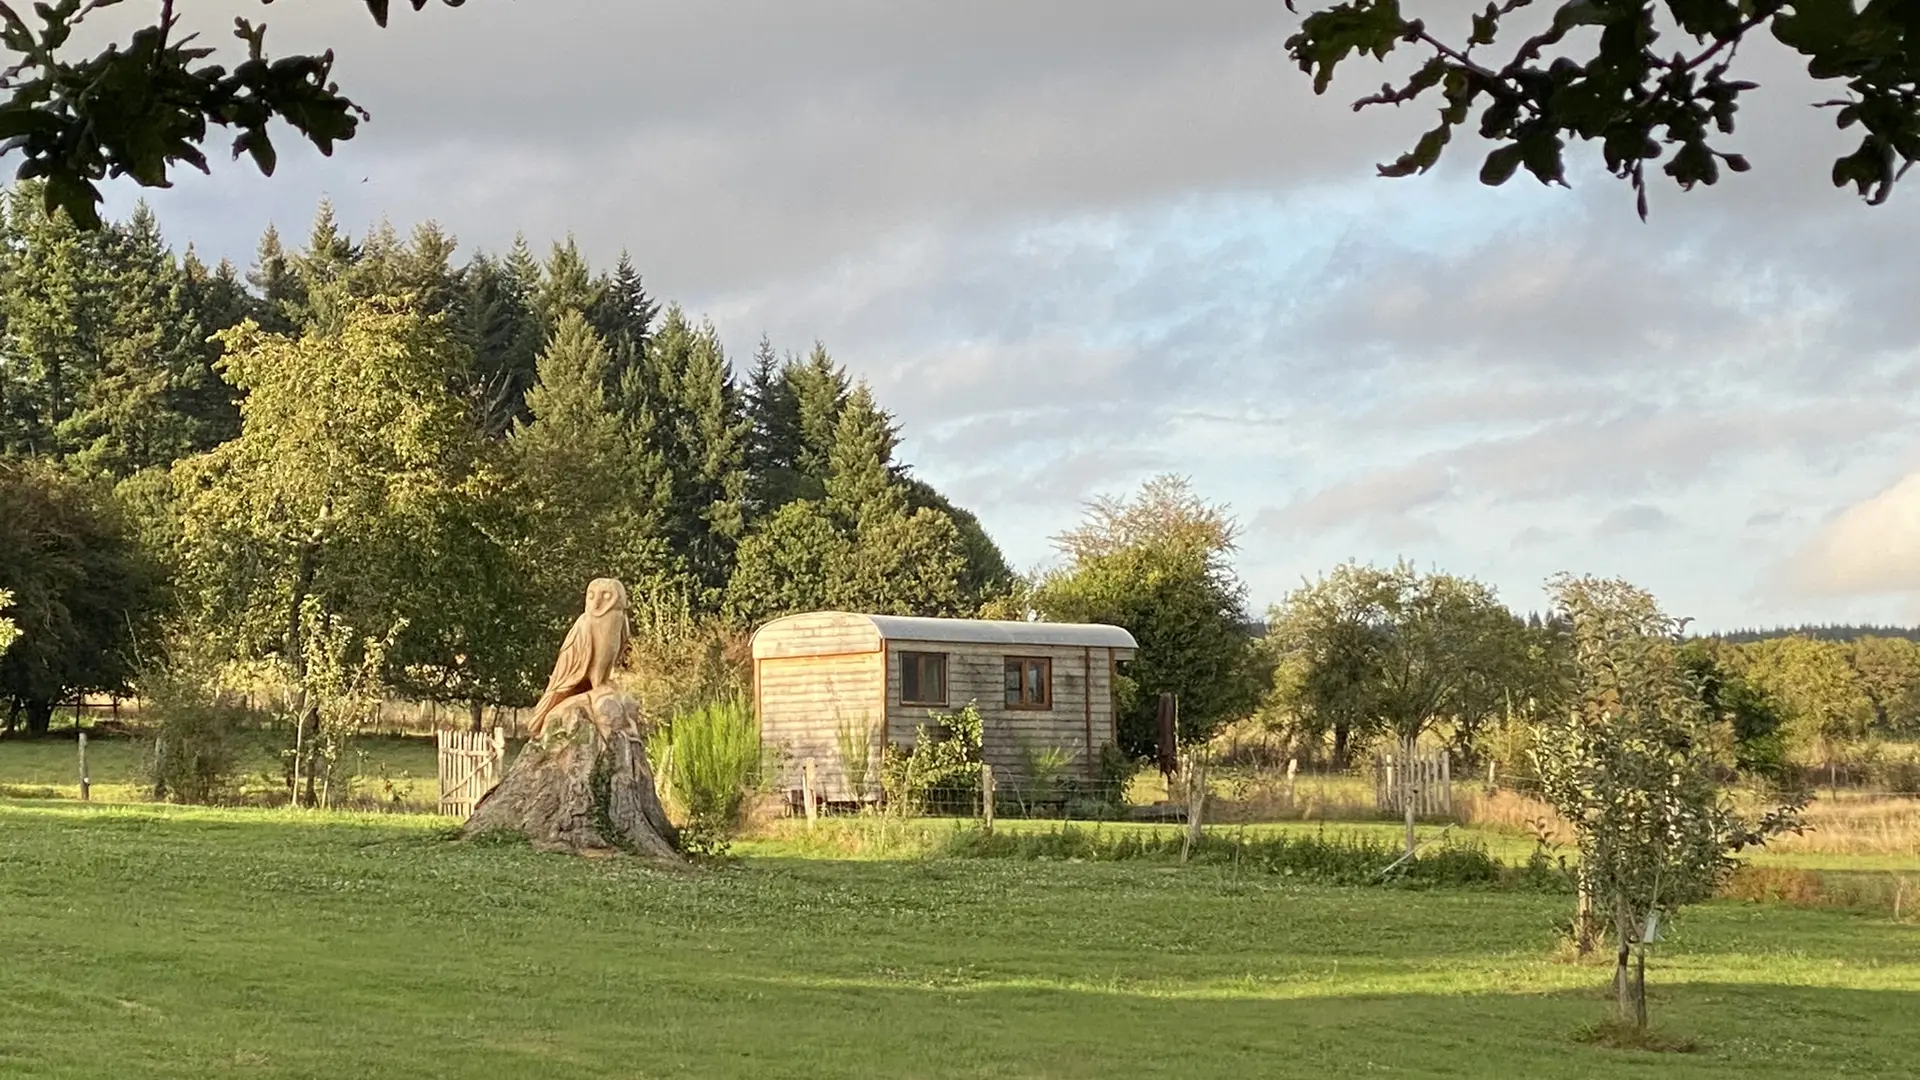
[585,578,630,618]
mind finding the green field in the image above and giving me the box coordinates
[1,801,1917,1079]
[0,732,441,807]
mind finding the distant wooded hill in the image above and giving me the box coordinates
[1706,625,1920,644]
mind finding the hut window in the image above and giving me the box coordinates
[1004,658,1052,709]
[900,652,948,706]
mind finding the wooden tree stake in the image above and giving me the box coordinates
[981,762,995,834]
[1181,755,1206,864]
[802,759,818,830]
[77,731,89,802]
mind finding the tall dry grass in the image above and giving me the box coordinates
[1768,793,1920,858]
[1460,785,1920,859]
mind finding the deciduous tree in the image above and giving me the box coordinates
[1533,574,1802,1032]
[0,460,165,736]
[1034,475,1262,757]
[1267,559,1529,850]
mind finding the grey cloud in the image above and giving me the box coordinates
[1258,463,1456,536]
[119,0,1433,299]
[1596,504,1677,537]
[1510,525,1563,551]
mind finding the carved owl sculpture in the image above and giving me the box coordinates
[528,577,631,737]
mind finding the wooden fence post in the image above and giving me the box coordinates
[1285,758,1297,805]
[491,726,506,782]
[980,762,995,834]
[1441,751,1451,815]
[78,731,89,802]
[802,759,818,830]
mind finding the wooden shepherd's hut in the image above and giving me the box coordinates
[749,612,1138,803]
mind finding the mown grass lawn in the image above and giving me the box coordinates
[1,802,1917,1079]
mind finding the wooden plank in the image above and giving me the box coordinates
[1082,646,1094,778]
[1108,647,1117,746]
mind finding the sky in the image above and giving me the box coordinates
[86,1,1920,630]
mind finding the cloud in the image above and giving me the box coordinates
[1596,504,1677,537]
[1258,464,1456,536]
[1789,471,1920,597]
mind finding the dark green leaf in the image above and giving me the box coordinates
[1479,144,1524,185]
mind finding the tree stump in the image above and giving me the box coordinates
[464,691,680,859]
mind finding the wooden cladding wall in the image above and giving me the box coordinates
[751,612,883,659]
[884,641,1114,778]
[756,652,884,801]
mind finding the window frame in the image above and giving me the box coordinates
[899,650,949,707]
[1003,656,1053,711]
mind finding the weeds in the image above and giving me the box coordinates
[1572,1019,1700,1054]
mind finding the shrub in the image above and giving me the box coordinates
[622,598,750,721]
[652,696,760,856]
[880,701,983,816]
[140,665,254,805]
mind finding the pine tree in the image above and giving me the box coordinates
[505,233,541,297]
[63,201,210,477]
[399,222,462,317]
[297,200,357,290]
[788,342,850,482]
[589,250,657,401]
[535,236,600,330]
[589,251,657,356]
[450,253,542,438]
[824,382,904,530]
[177,251,249,447]
[295,201,361,331]
[246,224,302,333]
[743,334,805,516]
[519,312,622,465]
[513,312,680,632]
[0,183,111,461]
[642,306,750,608]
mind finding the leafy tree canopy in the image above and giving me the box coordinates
[1285,0,1920,216]
[0,459,165,734]
[1034,475,1263,755]
[1265,559,1536,768]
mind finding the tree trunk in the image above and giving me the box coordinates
[1401,734,1417,856]
[1332,722,1351,769]
[469,699,484,734]
[1576,880,1597,956]
[464,691,680,859]
[1613,900,1643,1028]
[22,699,53,738]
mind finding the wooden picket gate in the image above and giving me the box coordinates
[1374,750,1452,817]
[437,728,506,817]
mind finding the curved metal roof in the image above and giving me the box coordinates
[860,613,1137,650]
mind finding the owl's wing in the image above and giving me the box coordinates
[529,615,594,732]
